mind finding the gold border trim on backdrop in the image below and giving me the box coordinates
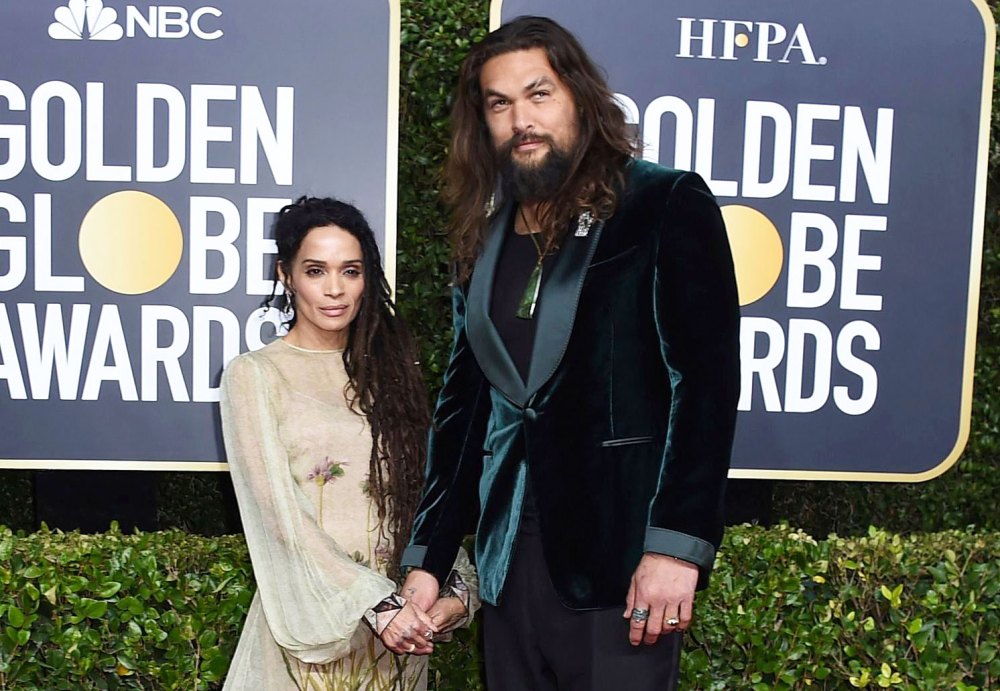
[1,460,229,472]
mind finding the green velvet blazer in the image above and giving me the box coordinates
[402,160,741,609]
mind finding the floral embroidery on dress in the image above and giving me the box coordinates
[308,457,348,529]
[308,457,348,485]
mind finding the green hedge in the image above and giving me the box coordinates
[2,524,997,690]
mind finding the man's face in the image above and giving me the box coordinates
[480,48,580,200]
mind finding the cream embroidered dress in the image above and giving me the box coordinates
[220,339,470,690]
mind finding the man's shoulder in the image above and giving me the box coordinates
[625,158,689,190]
[616,159,709,215]
[623,159,708,202]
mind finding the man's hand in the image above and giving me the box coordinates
[400,568,439,612]
[622,553,699,646]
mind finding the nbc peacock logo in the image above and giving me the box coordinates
[49,0,124,41]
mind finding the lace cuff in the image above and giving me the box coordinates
[362,593,407,636]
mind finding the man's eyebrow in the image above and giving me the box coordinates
[484,75,556,101]
[524,75,555,92]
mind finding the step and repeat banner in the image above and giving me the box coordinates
[493,0,995,480]
[0,0,400,470]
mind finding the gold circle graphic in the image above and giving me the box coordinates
[720,204,783,306]
[79,191,183,295]
[735,33,750,48]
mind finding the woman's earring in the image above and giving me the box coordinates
[283,291,295,314]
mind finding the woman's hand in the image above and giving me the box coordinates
[427,596,468,636]
[378,600,438,656]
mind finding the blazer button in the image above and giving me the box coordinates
[524,408,538,422]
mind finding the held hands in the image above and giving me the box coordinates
[378,598,438,655]
[623,553,699,646]
[372,569,441,656]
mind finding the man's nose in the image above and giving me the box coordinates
[511,102,532,135]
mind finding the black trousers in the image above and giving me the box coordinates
[482,530,682,691]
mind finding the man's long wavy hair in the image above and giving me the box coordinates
[446,16,639,282]
[266,196,429,580]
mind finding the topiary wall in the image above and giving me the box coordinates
[2,525,997,689]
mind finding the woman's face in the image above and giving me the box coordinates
[279,225,365,350]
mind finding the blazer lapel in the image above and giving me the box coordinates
[524,217,606,401]
[466,203,528,405]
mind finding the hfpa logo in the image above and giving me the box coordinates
[48,0,223,41]
[676,17,827,65]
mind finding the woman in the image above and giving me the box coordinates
[220,197,476,690]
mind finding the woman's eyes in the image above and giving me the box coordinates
[303,267,362,276]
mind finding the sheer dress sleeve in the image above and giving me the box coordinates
[220,354,396,664]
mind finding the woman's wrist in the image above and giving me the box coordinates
[363,593,407,636]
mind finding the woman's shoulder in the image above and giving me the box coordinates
[221,341,284,387]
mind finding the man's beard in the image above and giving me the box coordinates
[498,133,575,203]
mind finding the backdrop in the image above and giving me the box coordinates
[0,0,400,470]
[493,0,995,480]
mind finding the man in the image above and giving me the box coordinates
[399,16,740,690]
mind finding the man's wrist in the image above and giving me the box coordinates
[401,568,440,609]
[402,567,438,585]
[644,551,697,566]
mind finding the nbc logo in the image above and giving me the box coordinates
[49,0,123,40]
[48,1,223,41]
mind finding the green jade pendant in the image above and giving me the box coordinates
[516,260,543,319]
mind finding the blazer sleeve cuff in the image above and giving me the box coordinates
[643,527,716,569]
[401,545,428,569]
[401,544,456,587]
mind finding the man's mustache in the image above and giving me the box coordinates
[498,133,557,159]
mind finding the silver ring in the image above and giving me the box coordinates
[630,608,650,622]
[423,630,434,639]
[665,617,680,627]
[405,642,416,653]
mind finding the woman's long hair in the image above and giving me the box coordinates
[266,196,428,580]
[445,16,639,281]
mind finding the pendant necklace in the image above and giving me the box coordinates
[515,206,556,320]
